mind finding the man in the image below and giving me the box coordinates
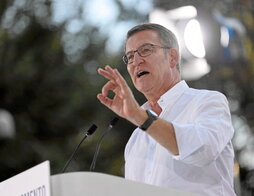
[97,23,236,196]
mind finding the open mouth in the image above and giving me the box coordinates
[137,71,149,78]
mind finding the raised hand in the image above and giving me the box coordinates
[97,65,142,125]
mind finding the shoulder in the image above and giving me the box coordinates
[185,87,227,101]
[182,88,229,111]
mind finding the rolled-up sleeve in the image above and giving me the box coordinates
[171,92,234,167]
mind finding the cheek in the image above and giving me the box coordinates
[127,66,135,78]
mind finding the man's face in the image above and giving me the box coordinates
[125,30,178,97]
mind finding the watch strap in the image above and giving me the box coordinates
[139,110,158,131]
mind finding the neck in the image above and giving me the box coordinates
[149,101,162,115]
[146,80,180,116]
[145,78,180,105]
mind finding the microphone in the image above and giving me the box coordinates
[89,117,119,171]
[61,124,97,173]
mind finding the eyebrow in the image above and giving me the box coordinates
[125,43,154,55]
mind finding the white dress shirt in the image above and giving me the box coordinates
[125,80,236,196]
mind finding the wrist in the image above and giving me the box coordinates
[139,109,158,131]
[129,108,148,127]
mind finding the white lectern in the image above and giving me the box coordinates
[51,172,200,196]
[0,161,200,196]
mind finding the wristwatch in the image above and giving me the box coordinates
[139,109,158,131]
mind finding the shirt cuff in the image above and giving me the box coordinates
[171,122,206,165]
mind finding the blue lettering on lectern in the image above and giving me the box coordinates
[20,185,46,196]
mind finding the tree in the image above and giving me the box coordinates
[0,0,150,181]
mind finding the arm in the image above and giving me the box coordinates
[171,92,234,166]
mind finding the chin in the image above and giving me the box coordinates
[137,85,152,94]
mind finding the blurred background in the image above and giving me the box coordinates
[0,0,254,195]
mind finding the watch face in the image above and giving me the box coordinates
[148,110,158,117]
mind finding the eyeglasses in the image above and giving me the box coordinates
[122,43,171,65]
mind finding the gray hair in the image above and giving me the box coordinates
[126,23,181,71]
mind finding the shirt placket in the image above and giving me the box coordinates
[144,136,156,183]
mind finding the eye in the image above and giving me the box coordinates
[127,54,134,60]
[140,46,152,55]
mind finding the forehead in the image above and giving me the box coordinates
[125,30,161,52]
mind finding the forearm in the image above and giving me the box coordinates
[130,108,179,155]
[147,118,179,155]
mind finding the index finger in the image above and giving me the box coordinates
[113,68,130,92]
[98,66,116,81]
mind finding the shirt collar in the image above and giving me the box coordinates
[142,80,189,111]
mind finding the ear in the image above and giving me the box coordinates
[168,48,179,68]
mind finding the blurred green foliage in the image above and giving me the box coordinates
[0,0,148,180]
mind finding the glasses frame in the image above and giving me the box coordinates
[122,43,171,65]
